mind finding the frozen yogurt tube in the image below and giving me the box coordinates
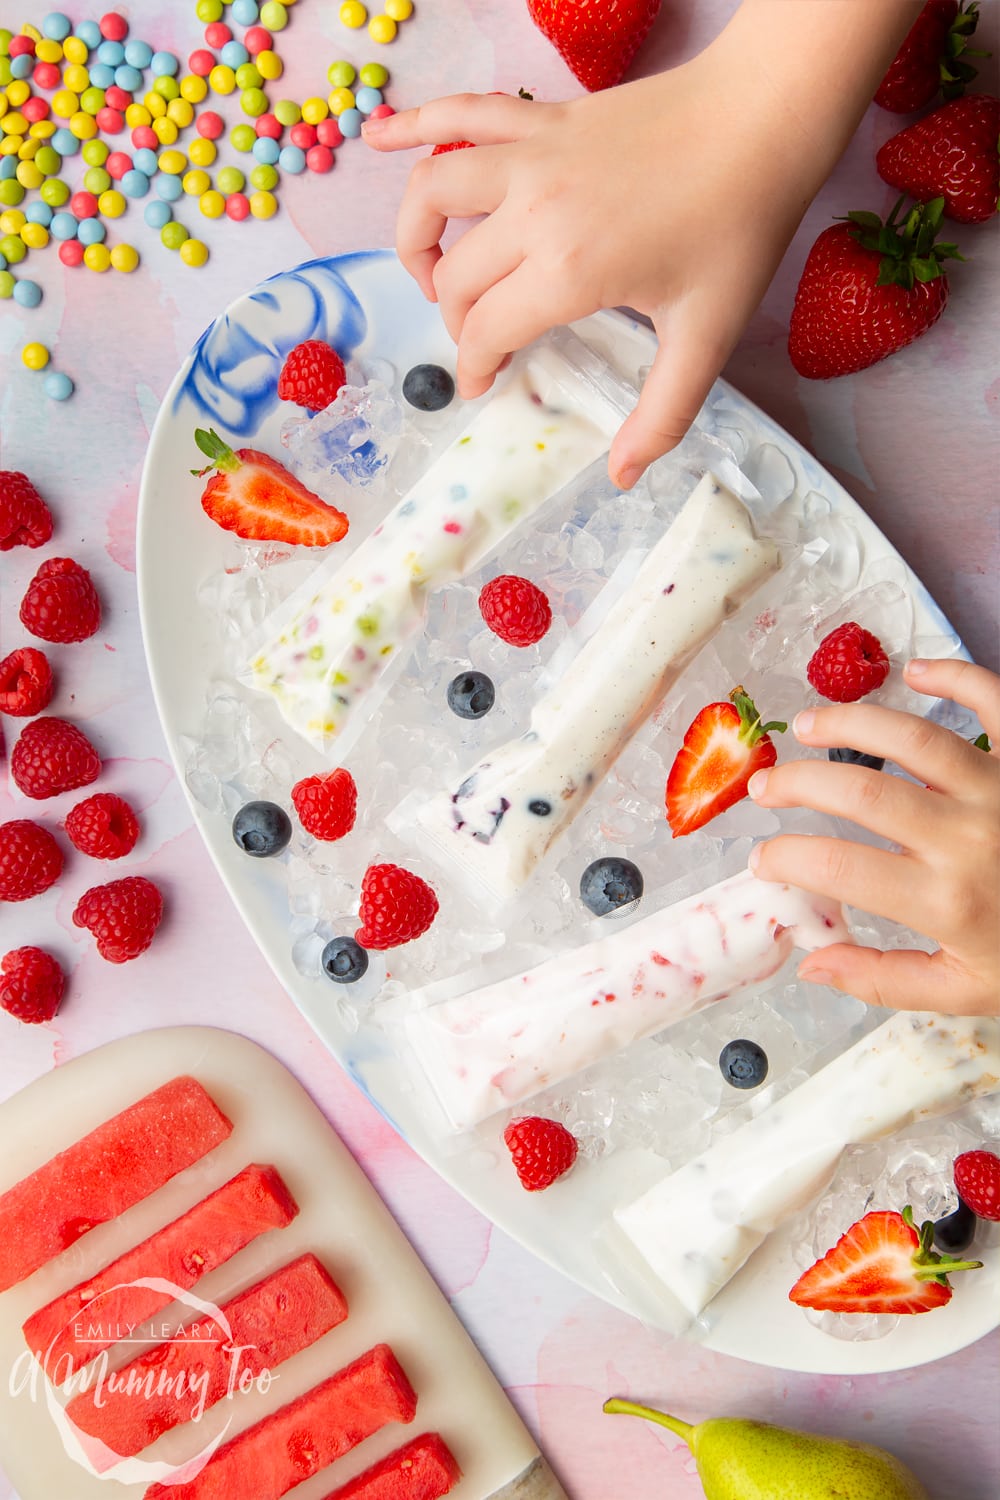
[405,867,850,1132]
[415,473,780,906]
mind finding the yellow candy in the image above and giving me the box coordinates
[0,96,7,121]
[180,73,208,104]
[125,103,152,128]
[69,111,98,140]
[179,237,209,266]
[157,148,187,175]
[35,38,63,63]
[5,80,30,107]
[209,64,236,95]
[110,242,139,272]
[167,97,194,128]
[143,90,167,118]
[19,219,48,247]
[153,116,179,145]
[83,242,111,272]
[248,188,276,219]
[15,160,43,191]
[62,64,90,94]
[20,22,42,42]
[385,0,412,16]
[187,135,216,167]
[98,188,126,217]
[339,0,367,26]
[51,89,79,119]
[199,188,225,218]
[0,137,23,156]
[1,111,28,135]
[22,342,50,370]
[256,49,282,80]
[182,167,210,196]
[17,135,39,159]
[63,36,88,65]
[29,120,56,139]
[0,208,26,232]
[368,14,397,43]
[302,95,330,123]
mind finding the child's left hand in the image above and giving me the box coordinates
[747,657,1000,1017]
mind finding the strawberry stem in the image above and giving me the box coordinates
[941,2,989,98]
[904,1205,983,1284]
[729,686,787,746]
[842,199,964,292]
[972,731,991,752]
[191,427,241,478]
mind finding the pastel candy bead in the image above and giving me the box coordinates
[152,117,179,145]
[196,110,224,139]
[58,235,84,265]
[217,165,244,193]
[197,0,224,20]
[8,35,37,57]
[355,86,382,113]
[105,149,130,177]
[289,121,316,149]
[10,56,34,81]
[209,65,236,94]
[40,177,71,206]
[70,188,98,216]
[241,87,268,117]
[45,370,74,400]
[13,276,42,306]
[83,138,109,164]
[0,178,25,206]
[230,123,256,151]
[124,39,152,69]
[153,76,181,101]
[220,41,249,68]
[77,215,105,243]
[96,106,122,132]
[114,64,142,92]
[50,209,77,236]
[199,188,225,217]
[368,14,397,43]
[105,85,132,110]
[232,0,260,23]
[316,116,343,146]
[156,171,183,202]
[97,187,125,216]
[226,190,250,219]
[180,73,208,103]
[235,62,263,89]
[189,49,214,77]
[0,158,14,181]
[340,1,367,27]
[25,200,53,224]
[125,103,152,126]
[0,268,12,295]
[205,23,232,48]
[130,124,157,150]
[248,187,276,217]
[144,198,171,227]
[338,107,362,137]
[328,60,356,88]
[306,143,333,172]
[76,21,102,49]
[33,61,62,90]
[182,167,211,195]
[82,165,111,193]
[244,26,272,54]
[255,49,282,80]
[151,51,179,76]
[385,0,412,19]
[167,100,194,129]
[259,2,288,31]
[359,61,388,88]
[249,161,277,190]
[109,240,138,270]
[255,112,282,138]
[278,144,305,173]
[160,219,187,248]
[22,341,50,367]
[96,39,124,66]
[43,14,73,42]
[179,236,208,265]
[87,62,115,88]
[99,13,129,41]
[51,128,79,155]
[252,136,279,164]
[62,35,89,63]
[22,97,52,124]
[366,102,393,120]
[273,99,300,127]
[19,221,49,247]
[132,146,158,174]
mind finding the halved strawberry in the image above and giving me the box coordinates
[192,428,349,547]
[790,1207,982,1315]
[665,687,786,837]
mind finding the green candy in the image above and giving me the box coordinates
[82,138,109,166]
[0,269,15,298]
[235,62,262,89]
[249,162,278,191]
[82,166,111,195]
[160,220,188,250]
[217,165,245,194]
[40,176,70,206]
[273,98,301,126]
[79,86,105,114]
[196,0,224,20]
[230,123,256,152]
[328,60,356,88]
[153,75,180,100]
[359,62,388,89]
[0,233,26,264]
[241,87,268,118]
[34,146,62,177]
[0,179,25,207]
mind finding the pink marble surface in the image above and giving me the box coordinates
[1,2,998,1496]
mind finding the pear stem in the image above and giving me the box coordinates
[603,1398,694,1446]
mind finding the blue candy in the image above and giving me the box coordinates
[278,145,306,175]
[150,50,179,76]
[252,136,280,164]
[121,168,150,197]
[43,12,73,41]
[50,210,79,239]
[338,107,363,139]
[88,61,115,88]
[96,39,125,66]
[0,157,17,181]
[143,199,171,229]
[0,253,6,272]
[10,54,34,80]
[220,41,249,68]
[75,19,102,49]
[354,86,383,115]
[155,172,183,201]
[51,127,80,156]
[232,0,259,22]
[124,39,153,69]
[132,147,158,175]
[44,371,74,401]
[77,216,106,244]
[13,278,42,308]
[114,63,143,91]
[25,201,54,226]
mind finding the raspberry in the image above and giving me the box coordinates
[291,768,357,841]
[277,340,348,412]
[10,716,102,800]
[0,819,64,901]
[0,471,53,551]
[479,575,552,647]
[65,792,140,859]
[431,139,475,154]
[0,646,54,716]
[355,862,438,950]
[73,875,164,963]
[19,557,102,644]
[0,947,65,1023]
[806,622,891,703]
[954,1149,1000,1222]
[503,1116,579,1191]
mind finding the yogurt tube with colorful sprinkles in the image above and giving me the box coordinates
[246,329,635,753]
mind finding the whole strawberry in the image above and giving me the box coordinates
[193,428,349,547]
[527,0,661,92]
[0,646,54,716]
[291,768,357,841]
[877,94,1000,224]
[875,0,985,113]
[277,340,348,412]
[0,471,53,551]
[807,622,891,703]
[479,575,552,647]
[504,1116,579,1191]
[73,875,164,963]
[954,1149,1000,1221]
[355,862,438,950]
[788,197,962,380]
[0,947,65,1023]
[19,557,101,643]
[0,819,64,901]
[65,792,140,859]
[10,717,102,800]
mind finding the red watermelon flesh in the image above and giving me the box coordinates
[320,1433,462,1499]
[64,1252,348,1462]
[23,1163,298,1378]
[0,1077,233,1292]
[144,1343,417,1500]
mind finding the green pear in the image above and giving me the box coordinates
[603,1399,929,1499]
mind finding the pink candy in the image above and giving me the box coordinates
[306,144,334,173]
[105,85,132,110]
[106,150,132,179]
[100,12,129,42]
[96,106,124,134]
[59,240,85,267]
[131,125,157,149]
[32,61,61,90]
[368,104,394,121]
[225,192,250,221]
[244,26,272,54]
[189,49,215,77]
[22,95,51,122]
[316,117,343,147]
[70,191,99,218]
[290,121,317,150]
[255,112,282,139]
[8,35,35,58]
[196,110,224,139]
[204,22,232,48]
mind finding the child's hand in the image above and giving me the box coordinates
[747,658,1000,1017]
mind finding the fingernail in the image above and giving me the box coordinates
[793,710,815,739]
[906,658,929,676]
[614,463,642,492]
[799,964,834,986]
[361,117,388,137]
[748,843,762,871]
[747,769,769,800]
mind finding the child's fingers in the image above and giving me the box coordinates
[750,833,936,935]
[748,757,949,852]
[790,700,995,799]
[455,263,567,397]
[431,214,525,346]
[796,944,980,1014]
[395,149,508,299]
[905,657,1000,747]
[362,92,543,151]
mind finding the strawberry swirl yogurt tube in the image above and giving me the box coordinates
[404,867,850,1132]
[246,330,634,752]
[611,1011,1000,1324]
[414,473,780,906]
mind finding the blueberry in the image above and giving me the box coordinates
[828,746,886,772]
[402,363,455,412]
[719,1039,769,1089]
[231,800,292,857]
[528,799,551,816]
[579,857,643,916]
[321,936,369,984]
[447,670,495,719]
[933,1197,977,1255]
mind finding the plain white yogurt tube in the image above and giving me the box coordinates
[416,472,780,905]
[405,867,850,1132]
[612,1010,1000,1320]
